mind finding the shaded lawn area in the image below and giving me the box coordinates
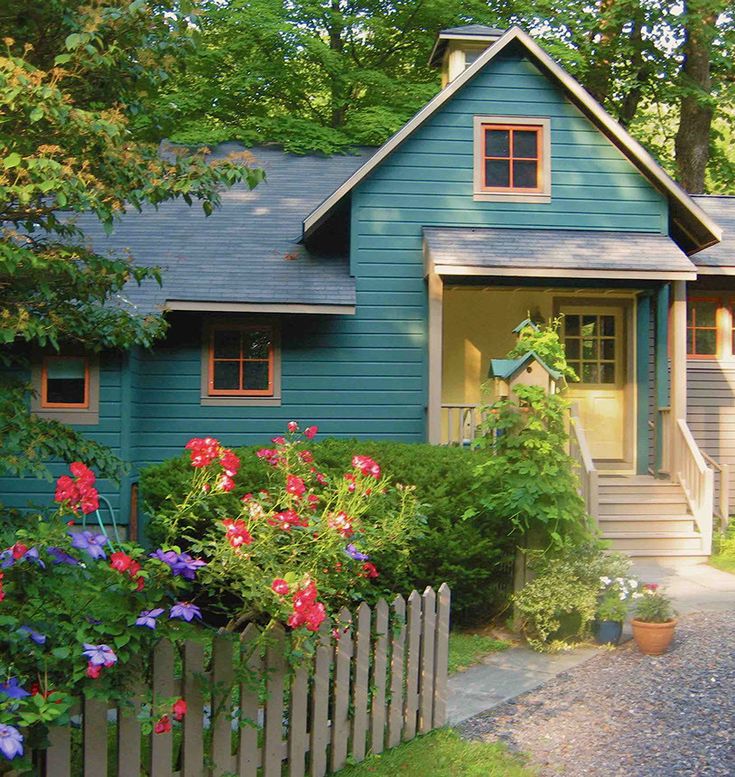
[334,729,534,776]
[710,554,735,575]
[448,631,510,674]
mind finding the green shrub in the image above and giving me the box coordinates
[140,439,515,625]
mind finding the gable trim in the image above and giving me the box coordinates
[303,26,721,254]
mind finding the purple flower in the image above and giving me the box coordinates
[0,678,30,700]
[19,626,46,645]
[0,546,44,569]
[169,602,202,622]
[0,550,13,569]
[171,553,206,581]
[69,531,109,561]
[47,546,79,565]
[0,724,23,761]
[135,608,165,629]
[82,643,117,667]
[22,547,45,568]
[344,543,369,562]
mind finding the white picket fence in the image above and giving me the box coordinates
[26,584,450,777]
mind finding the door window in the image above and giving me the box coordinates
[564,314,617,385]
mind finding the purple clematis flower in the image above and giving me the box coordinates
[135,608,165,629]
[344,543,369,562]
[169,602,202,622]
[0,546,44,569]
[0,724,23,761]
[0,678,30,700]
[171,553,206,581]
[82,643,117,667]
[47,546,79,566]
[19,626,46,645]
[22,547,45,568]
[69,531,109,561]
[0,550,13,569]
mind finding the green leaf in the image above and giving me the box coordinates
[64,33,82,50]
[54,53,72,65]
[3,152,21,169]
[29,107,43,123]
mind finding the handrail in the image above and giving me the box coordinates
[569,406,599,521]
[702,450,730,529]
[440,403,481,446]
[674,418,714,554]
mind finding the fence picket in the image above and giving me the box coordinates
[330,607,353,773]
[263,624,286,777]
[239,623,263,777]
[181,640,205,777]
[387,594,406,749]
[433,583,451,727]
[288,660,309,777]
[418,587,436,734]
[351,601,371,763]
[309,618,333,777]
[83,696,108,777]
[45,723,71,777]
[403,590,422,741]
[370,598,389,755]
[117,692,142,777]
[149,639,175,777]
[211,634,235,775]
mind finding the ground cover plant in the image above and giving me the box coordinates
[448,632,510,674]
[142,439,516,626]
[711,524,735,574]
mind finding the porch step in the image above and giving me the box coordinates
[598,500,689,516]
[601,531,703,552]
[599,515,696,533]
[622,549,709,565]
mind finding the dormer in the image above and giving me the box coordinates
[428,25,505,87]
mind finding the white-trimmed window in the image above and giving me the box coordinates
[473,116,551,202]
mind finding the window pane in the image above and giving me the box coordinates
[565,315,580,336]
[213,361,240,390]
[486,129,509,157]
[243,329,271,359]
[485,159,510,188]
[693,301,717,327]
[601,339,616,360]
[582,316,596,337]
[45,358,86,405]
[695,329,716,355]
[687,329,694,354]
[582,364,599,383]
[513,130,538,158]
[582,338,598,359]
[513,160,537,189]
[565,339,580,359]
[213,330,241,359]
[601,316,615,336]
[600,363,616,384]
[244,362,270,391]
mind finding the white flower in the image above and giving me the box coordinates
[632,592,643,599]
[619,592,627,600]
[629,580,638,589]
[600,576,611,586]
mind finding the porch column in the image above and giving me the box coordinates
[427,272,443,444]
[635,293,651,475]
[670,280,687,422]
[655,284,670,473]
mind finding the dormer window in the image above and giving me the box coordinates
[473,116,551,202]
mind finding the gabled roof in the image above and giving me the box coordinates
[428,24,506,67]
[303,26,721,256]
[512,318,540,334]
[690,195,735,273]
[489,350,562,382]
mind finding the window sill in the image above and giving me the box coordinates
[33,409,100,426]
[473,191,551,204]
[200,396,282,407]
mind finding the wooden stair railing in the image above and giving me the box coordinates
[569,405,599,522]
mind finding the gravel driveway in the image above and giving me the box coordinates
[457,610,735,776]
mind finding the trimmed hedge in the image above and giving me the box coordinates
[139,440,515,625]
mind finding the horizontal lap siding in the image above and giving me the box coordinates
[0,354,124,516]
[688,361,735,513]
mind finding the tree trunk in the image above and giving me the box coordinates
[328,0,346,128]
[674,1,718,193]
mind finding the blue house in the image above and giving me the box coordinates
[5,25,735,562]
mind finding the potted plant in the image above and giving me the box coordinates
[594,575,638,645]
[631,583,677,655]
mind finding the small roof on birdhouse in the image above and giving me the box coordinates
[488,350,562,381]
[512,318,540,334]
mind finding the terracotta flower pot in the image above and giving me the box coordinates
[631,618,677,655]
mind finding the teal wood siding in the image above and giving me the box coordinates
[0,353,125,518]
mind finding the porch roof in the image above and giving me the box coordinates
[423,227,698,281]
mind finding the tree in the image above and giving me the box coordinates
[0,1,264,481]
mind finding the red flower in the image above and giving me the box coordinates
[288,421,299,433]
[86,663,102,680]
[134,576,145,592]
[185,437,221,468]
[154,715,172,734]
[222,519,252,549]
[286,475,306,497]
[55,463,99,515]
[304,426,318,440]
[306,494,319,512]
[271,578,290,595]
[316,472,328,486]
[110,551,133,573]
[127,560,142,577]
[361,562,379,579]
[217,474,235,492]
[644,583,660,592]
[267,510,308,531]
[256,448,280,467]
[299,450,314,464]
[352,455,381,479]
[327,512,353,538]
[219,448,240,477]
[11,543,28,560]
[172,699,187,721]
[344,473,356,493]
[272,436,286,446]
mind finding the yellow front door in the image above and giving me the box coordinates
[562,306,626,461]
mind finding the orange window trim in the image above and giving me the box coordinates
[481,124,543,194]
[687,296,719,359]
[40,355,90,409]
[208,325,275,396]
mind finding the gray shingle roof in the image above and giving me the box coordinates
[691,195,735,268]
[423,227,697,278]
[77,144,373,312]
[439,24,506,37]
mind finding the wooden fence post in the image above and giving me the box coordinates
[330,607,353,773]
[45,723,71,777]
[351,601,371,763]
[418,586,436,734]
[370,598,389,755]
[83,696,108,777]
[309,618,333,777]
[403,590,422,741]
[117,690,142,777]
[433,583,451,728]
[211,634,235,776]
[149,639,175,777]
[181,641,204,777]
[263,624,286,777]
[239,623,263,777]
[387,594,406,749]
